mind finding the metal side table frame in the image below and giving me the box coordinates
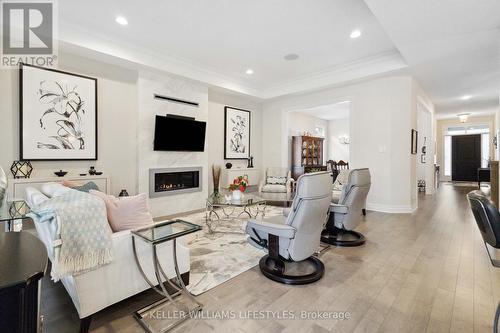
[132,220,203,333]
[205,195,266,233]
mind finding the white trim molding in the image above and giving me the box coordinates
[366,202,417,214]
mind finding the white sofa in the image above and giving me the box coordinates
[24,185,190,329]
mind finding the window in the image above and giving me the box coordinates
[481,133,490,167]
[445,126,466,135]
[468,125,489,134]
[444,136,451,176]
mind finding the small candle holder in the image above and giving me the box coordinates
[10,161,33,179]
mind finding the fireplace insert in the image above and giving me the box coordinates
[149,167,202,198]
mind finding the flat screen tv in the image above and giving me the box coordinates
[154,115,206,151]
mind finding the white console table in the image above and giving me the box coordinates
[222,168,261,188]
[7,175,111,200]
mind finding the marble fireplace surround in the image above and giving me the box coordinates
[138,71,209,217]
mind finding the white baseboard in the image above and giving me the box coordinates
[366,203,417,214]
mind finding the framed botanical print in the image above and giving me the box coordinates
[224,106,251,159]
[20,63,98,160]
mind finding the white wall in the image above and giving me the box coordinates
[287,112,328,167]
[416,105,430,181]
[207,90,263,192]
[0,52,138,197]
[262,76,430,213]
[0,51,262,217]
[327,118,350,162]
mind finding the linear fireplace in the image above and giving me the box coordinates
[149,167,202,198]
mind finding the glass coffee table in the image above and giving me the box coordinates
[205,194,266,233]
[131,219,203,333]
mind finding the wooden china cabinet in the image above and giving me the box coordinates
[291,136,326,179]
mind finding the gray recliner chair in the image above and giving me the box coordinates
[467,190,500,267]
[467,191,500,331]
[321,168,371,247]
[246,172,332,285]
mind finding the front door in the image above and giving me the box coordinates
[452,134,481,181]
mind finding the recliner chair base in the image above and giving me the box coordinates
[259,255,325,285]
[321,227,365,247]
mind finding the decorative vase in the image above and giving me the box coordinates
[119,189,129,197]
[89,166,96,175]
[211,165,221,198]
[0,166,7,208]
[231,189,242,201]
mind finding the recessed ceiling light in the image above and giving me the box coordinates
[350,30,362,39]
[461,95,472,100]
[115,16,128,25]
[284,53,299,61]
[245,69,254,75]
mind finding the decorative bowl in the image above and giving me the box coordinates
[54,170,67,177]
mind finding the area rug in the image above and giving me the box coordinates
[177,205,284,295]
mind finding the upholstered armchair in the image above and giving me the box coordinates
[322,168,371,247]
[246,172,332,284]
[258,167,294,196]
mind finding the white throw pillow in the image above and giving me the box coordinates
[25,187,49,207]
[267,176,287,185]
[41,182,71,198]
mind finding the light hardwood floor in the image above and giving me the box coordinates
[42,184,500,332]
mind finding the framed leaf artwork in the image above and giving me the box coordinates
[224,106,250,159]
[20,63,97,160]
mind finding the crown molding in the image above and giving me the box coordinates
[58,21,263,97]
[58,22,407,100]
[260,50,408,99]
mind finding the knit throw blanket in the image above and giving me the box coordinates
[28,189,113,281]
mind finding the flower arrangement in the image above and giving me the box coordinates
[228,175,249,192]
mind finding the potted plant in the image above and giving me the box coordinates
[228,175,249,200]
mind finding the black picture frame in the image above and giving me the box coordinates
[411,129,418,155]
[20,63,98,161]
[224,106,251,160]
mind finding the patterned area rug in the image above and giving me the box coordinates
[177,205,285,295]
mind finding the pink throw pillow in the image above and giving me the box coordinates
[89,190,153,232]
[62,179,82,187]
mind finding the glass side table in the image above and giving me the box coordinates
[131,219,203,333]
[0,200,31,232]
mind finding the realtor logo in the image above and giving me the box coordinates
[1,0,57,68]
